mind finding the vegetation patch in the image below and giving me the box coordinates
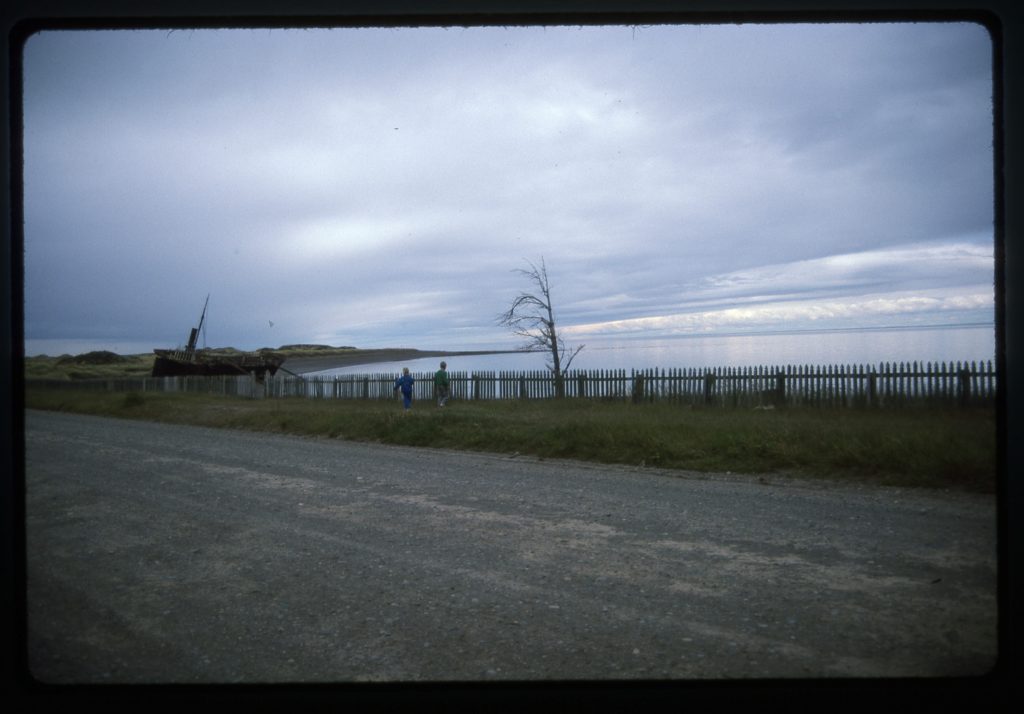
[24,387,997,494]
[24,353,157,381]
[57,350,125,365]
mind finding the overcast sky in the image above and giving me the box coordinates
[21,21,995,356]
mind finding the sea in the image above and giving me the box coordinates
[306,324,998,377]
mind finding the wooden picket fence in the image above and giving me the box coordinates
[31,359,997,408]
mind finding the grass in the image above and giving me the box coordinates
[21,346,423,381]
[23,353,157,381]
[24,387,998,493]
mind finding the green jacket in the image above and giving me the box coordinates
[434,369,449,387]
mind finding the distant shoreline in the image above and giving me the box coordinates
[283,348,529,375]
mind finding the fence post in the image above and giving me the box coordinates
[553,372,565,399]
[958,367,971,408]
[775,371,786,406]
[633,371,644,404]
[868,370,878,407]
[703,372,716,405]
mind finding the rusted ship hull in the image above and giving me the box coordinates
[151,350,284,379]
[151,295,284,379]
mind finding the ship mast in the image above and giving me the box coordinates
[184,294,210,359]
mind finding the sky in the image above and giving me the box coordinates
[20,21,996,356]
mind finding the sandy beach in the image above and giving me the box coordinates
[282,348,524,375]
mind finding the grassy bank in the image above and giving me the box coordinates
[21,346,514,380]
[23,352,157,381]
[24,387,997,493]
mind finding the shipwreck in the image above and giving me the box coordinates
[151,295,285,380]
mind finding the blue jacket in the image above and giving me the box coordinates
[394,374,414,395]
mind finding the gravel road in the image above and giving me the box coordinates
[24,410,997,684]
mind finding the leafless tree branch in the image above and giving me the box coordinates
[497,257,584,397]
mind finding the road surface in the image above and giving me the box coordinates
[23,410,997,684]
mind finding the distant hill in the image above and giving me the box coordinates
[277,344,357,351]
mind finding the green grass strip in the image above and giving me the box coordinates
[24,388,996,493]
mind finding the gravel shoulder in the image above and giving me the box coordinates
[23,410,999,686]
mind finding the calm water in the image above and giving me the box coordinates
[307,325,996,376]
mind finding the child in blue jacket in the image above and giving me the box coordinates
[393,367,415,410]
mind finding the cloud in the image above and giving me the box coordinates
[563,290,993,341]
[20,23,995,355]
[561,241,995,339]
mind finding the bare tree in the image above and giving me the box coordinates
[498,257,583,397]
